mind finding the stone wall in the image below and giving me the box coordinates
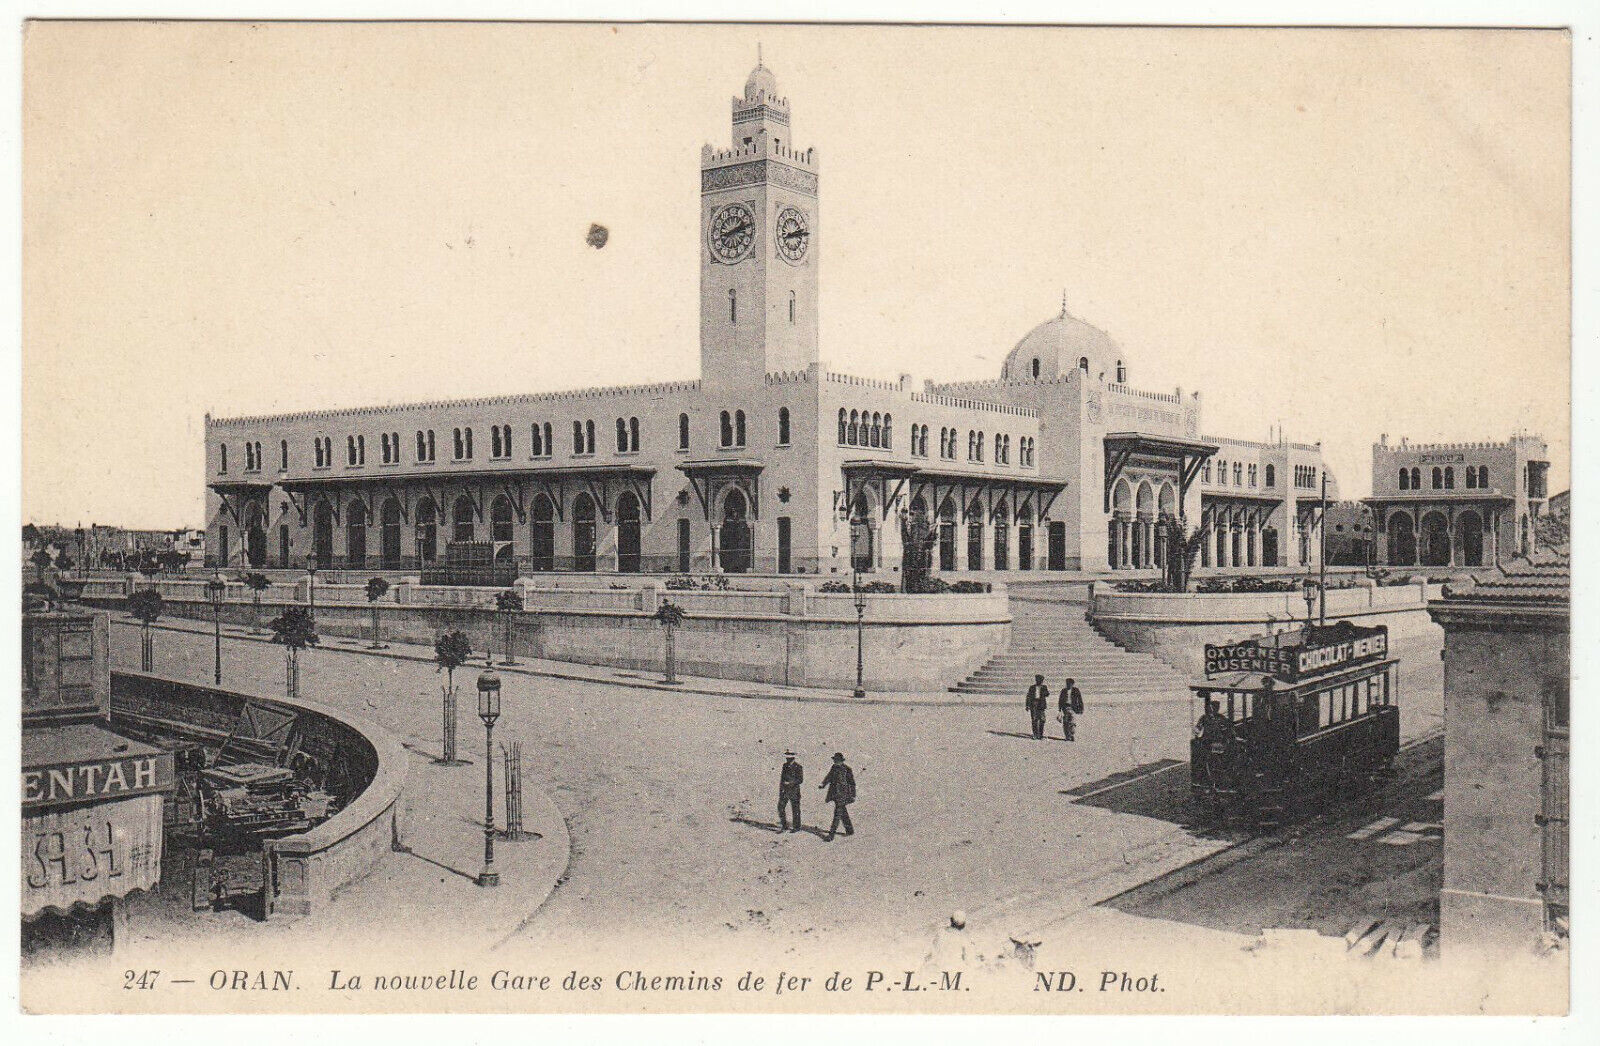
[108,672,407,920]
[1088,580,1441,677]
[1428,609,1568,960]
[88,584,1011,692]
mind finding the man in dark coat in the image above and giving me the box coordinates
[819,753,856,840]
[1025,674,1050,739]
[1058,677,1084,741]
[778,751,803,832]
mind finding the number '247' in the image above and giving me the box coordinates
[124,970,160,990]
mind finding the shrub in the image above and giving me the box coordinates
[664,575,697,590]
[949,580,991,594]
[819,580,852,593]
[860,580,897,594]
[907,575,951,594]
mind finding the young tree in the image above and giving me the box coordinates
[1161,517,1210,594]
[365,577,391,649]
[494,589,523,665]
[268,605,318,699]
[127,588,164,672]
[241,572,272,633]
[433,630,473,764]
[655,600,686,684]
[899,509,939,593]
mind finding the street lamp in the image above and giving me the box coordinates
[852,569,867,699]
[476,670,502,888]
[206,572,226,685]
[305,552,318,628]
[1301,577,1319,635]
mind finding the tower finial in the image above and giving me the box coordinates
[758,42,763,68]
[1060,288,1068,318]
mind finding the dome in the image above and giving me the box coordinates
[745,62,779,101]
[1001,308,1127,383]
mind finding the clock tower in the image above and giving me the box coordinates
[700,61,819,389]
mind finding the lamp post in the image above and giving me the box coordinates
[852,570,867,699]
[476,670,502,888]
[305,553,318,628]
[1301,577,1319,635]
[206,572,226,685]
[1318,471,1329,626]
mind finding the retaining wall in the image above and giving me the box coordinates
[108,672,406,919]
[88,583,1011,692]
[1089,580,1444,677]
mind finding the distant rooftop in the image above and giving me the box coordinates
[1442,546,1570,608]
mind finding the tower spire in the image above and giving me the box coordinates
[1060,288,1068,318]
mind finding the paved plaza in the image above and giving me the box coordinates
[103,613,1444,976]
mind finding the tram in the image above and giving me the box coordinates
[1189,621,1399,829]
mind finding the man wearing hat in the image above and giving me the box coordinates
[819,752,856,840]
[1025,674,1050,740]
[778,751,804,833]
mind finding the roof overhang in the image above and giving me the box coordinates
[1362,493,1515,506]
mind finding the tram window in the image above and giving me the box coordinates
[1299,693,1320,735]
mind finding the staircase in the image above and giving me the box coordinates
[951,596,1192,704]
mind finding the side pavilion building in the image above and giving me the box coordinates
[204,62,1334,580]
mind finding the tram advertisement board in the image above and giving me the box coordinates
[1205,624,1388,682]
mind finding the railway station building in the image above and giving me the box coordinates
[204,61,1334,580]
[1364,434,1551,569]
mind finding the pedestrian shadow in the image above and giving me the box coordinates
[729,815,830,840]
[986,729,1069,742]
[401,741,473,767]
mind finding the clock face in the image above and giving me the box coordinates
[775,206,810,263]
[708,202,756,263]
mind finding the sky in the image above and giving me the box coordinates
[22,23,1570,528]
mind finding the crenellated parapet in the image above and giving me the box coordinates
[208,377,705,428]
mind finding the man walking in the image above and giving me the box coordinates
[1058,677,1084,741]
[778,751,803,832]
[819,752,856,840]
[1025,674,1050,739]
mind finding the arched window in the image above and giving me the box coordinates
[380,433,390,464]
[1466,467,1477,489]
[837,409,847,445]
[573,421,584,454]
[629,416,640,452]
[490,495,514,544]
[1079,356,1089,373]
[531,423,544,457]
[883,413,893,449]
[1115,360,1126,383]
[1233,462,1243,486]
[541,423,551,457]
[1399,468,1409,490]
[1443,466,1454,489]
[347,436,357,465]
[464,428,473,458]
[977,432,985,462]
[1432,467,1442,489]
[1031,357,1040,378]
[848,410,859,446]
[1479,465,1489,488]
[728,288,737,323]
[1263,464,1274,487]
[280,440,289,471]
[778,407,791,445]
[453,428,464,460]
[415,499,438,563]
[616,418,628,452]
[219,444,228,473]
[720,411,733,447]
[679,413,691,450]
[452,495,475,543]
[416,431,426,461]
[735,410,746,446]
[869,412,881,448]
[583,420,594,455]
[1411,467,1421,490]
[788,291,795,324]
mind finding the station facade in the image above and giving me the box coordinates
[204,62,1334,579]
[1364,434,1550,569]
